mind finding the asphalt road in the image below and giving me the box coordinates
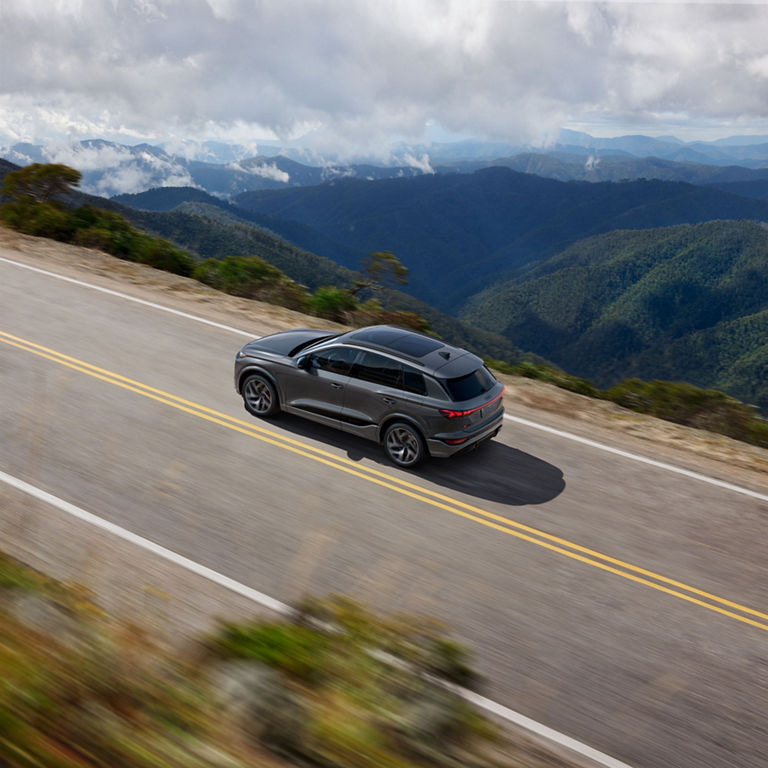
[2,253,768,768]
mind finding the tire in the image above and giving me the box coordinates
[242,374,280,418]
[383,422,426,468]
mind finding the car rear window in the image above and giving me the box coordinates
[443,367,496,401]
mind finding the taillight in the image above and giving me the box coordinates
[439,408,468,419]
[438,388,505,419]
[443,437,469,445]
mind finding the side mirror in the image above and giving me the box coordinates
[297,355,311,370]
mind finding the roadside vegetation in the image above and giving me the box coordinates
[487,359,768,448]
[2,162,766,449]
[0,551,564,768]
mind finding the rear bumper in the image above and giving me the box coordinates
[426,410,504,458]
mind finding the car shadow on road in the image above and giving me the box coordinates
[268,413,565,506]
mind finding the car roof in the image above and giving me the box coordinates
[335,325,483,378]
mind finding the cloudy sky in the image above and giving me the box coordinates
[2,0,768,159]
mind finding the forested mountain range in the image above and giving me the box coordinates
[462,220,768,411]
[232,169,768,310]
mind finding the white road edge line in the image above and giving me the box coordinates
[0,468,634,768]
[505,414,768,503]
[3,254,765,504]
[0,256,255,337]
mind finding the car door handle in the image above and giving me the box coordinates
[331,382,343,389]
[382,396,396,405]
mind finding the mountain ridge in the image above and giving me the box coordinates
[8,129,768,198]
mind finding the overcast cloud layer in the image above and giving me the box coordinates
[2,0,768,158]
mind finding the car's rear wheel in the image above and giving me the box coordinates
[242,374,280,418]
[383,422,425,468]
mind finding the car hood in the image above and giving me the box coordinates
[241,329,336,357]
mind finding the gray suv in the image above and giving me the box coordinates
[234,325,504,468]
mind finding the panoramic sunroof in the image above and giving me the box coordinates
[389,335,444,357]
[350,328,444,357]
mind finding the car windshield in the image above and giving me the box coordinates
[289,334,339,356]
[443,367,496,401]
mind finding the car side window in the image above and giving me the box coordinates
[401,364,427,395]
[312,347,359,375]
[424,375,449,400]
[351,351,402,388]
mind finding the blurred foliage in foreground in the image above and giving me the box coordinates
[487,359,768,449]
[0,552,558,768]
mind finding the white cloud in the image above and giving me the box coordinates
[2,1,768,154]
[95,165,156,196]
[42,141,135,171]
[229,160,290,183]
[90,161,196,196]
[320,165,355,180]
[402,153,435,174]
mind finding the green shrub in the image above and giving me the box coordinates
[0,199,76,241]
[602,378,767,446]
[138,237,195,276]
[193,255,311,309]
[307,286,359,321]
[213,621,330,683]
[605,378,737,422]
[426,637,478,689]
[72,226,114,250]
[747,418,768,448]
[0,552,44,592]
[349,299,431,333]
[507,361,599,397]
[193,255,284,295]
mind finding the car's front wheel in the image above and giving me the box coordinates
[242,374,280,418]
[383,422,426,468]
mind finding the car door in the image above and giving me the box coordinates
[339,351,409,440]
[283,346,359,426]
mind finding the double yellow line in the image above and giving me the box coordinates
[3,327,768,633]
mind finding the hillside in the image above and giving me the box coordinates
[124,205,353,293]
[112,187,367,272]
[232,169,768,311]
[461,220,768,412]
